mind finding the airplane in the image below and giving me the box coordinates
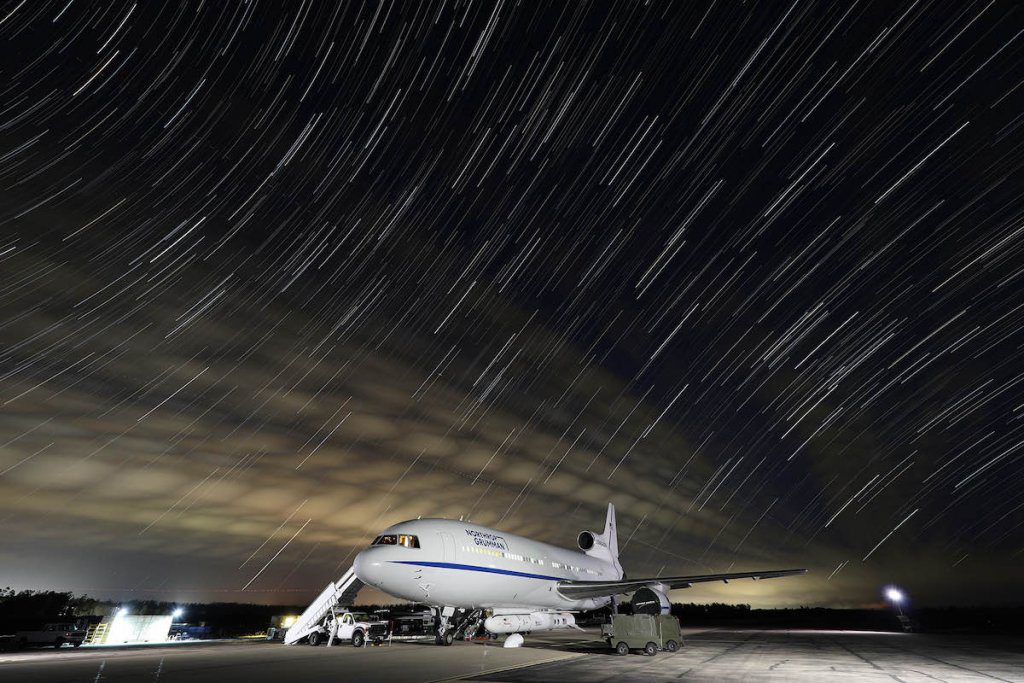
[350,503,805,646]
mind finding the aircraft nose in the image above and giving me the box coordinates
[353,550,366,579]
[353,549,377,586]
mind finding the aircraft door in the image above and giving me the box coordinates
[438,532,456,561]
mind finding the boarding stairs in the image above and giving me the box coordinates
[85,622,109,645]
[284,567,364,645]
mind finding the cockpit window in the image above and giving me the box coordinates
[371,534,419,548]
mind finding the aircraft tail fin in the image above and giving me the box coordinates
[586,503,623,578]
[604,502,619,560]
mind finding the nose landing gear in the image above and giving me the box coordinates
[434,607,456,646]
[434,606,483,645]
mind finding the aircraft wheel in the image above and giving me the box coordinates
[665,639,678,652]
[643,641,657,656]
[308,631,321,646]
[443,631,454,646]
[615,641,629,656]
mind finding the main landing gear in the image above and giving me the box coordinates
[433,606,485,645]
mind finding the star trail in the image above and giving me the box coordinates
[1,0,1022,607]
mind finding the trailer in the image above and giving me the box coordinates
[600,614,682,656]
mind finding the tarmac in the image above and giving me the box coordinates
[1,628,1022,682]
[483,629,1024,682]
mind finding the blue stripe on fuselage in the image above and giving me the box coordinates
[388,560,564,582]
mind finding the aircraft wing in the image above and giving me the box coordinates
[556,568,807,600]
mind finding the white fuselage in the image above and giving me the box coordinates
[353,518,620,612]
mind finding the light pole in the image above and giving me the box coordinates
[885,586,913,632]
[885,587,904,615]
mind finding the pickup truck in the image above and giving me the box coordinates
[306,611,388,647]
[17,623,88,649]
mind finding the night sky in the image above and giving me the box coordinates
[1,1,1022,609]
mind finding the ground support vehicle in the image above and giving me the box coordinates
[300,611,388,647]
[600,614,682,655]
[16,623,87,649]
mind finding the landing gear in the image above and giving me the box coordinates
[432,606,485,644]
[458,609,484,640]
[434,607,456,646]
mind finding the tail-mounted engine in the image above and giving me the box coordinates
[577,530,595,551]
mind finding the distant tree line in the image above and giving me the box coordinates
[664,602,1024,634]
[583,601,1024,633]
[0,588,305,637]
[0,588,99,632]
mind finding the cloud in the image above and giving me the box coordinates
[0,246,848,606]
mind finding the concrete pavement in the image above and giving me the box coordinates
[2,628,1022,682]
